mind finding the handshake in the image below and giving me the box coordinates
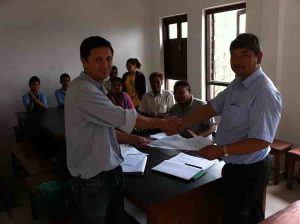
[159,116,183,135]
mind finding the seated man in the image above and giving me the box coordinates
[139,72,175,117]
[103,65,118,93]
[169,80,216,139]
[23,76,47,112]
[55,73,71,107]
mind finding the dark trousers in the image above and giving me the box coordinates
[222,157,270,224]
[71,166,126,224]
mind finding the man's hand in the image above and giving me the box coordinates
[132,136,150,148]
[180,129,197,138]
[199,145,223,160]
[162,116,183,135]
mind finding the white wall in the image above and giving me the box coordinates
[0,0,153,139]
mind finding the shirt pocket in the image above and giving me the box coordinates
[224,105,249,130]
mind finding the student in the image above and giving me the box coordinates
[22,76,47,112]
[122,58,146,109]
[107,77,135,109]
[64,36,181,224]
[139,72,175,117]
[169,80,216,139]
[182,33,282,224]
[103,65,118,92]
[55,73,70,107]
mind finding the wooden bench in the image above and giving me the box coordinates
[287,148,300,189]
[260,200,300,224]
[270,139,293,184]
[10,141,54,178]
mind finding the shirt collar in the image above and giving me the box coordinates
[151,89,162,97]
[236,66,263,89]
[80,71,105,92]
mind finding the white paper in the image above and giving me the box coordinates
[148,134,212,151]
[152,160,201,180]
[120,144,148,174]
[122,154,145,166]
[169,153,216,170]
[120,144,148,157]
[121,155,147,173]
[150,132,168,139]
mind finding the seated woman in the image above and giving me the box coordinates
[107,77,135,109]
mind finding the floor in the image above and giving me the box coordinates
[0,137,299,224]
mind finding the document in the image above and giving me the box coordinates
[150,132,168,139]
[169,153,216,171]
[152,153,216,181]
[120,144,148,175]
[152,160,204,181]
[148,134,212,151]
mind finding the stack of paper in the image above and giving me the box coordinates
[148,134,212,151]
[152,153,216,181]
[120,144,148,175]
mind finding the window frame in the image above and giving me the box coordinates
[162,14,188,91]
[205,3,246,100]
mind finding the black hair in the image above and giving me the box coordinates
[29,76,40,86]
[174,80,191,92]
[112,65,118,71]
[126,58,141,69]
[230,33,261,55]
[149,72,163,81]
[80,36,114,61]
[110,76,123,84]
[60,73,70,81]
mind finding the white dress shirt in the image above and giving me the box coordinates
[139,89,175,114]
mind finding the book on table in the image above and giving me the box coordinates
[120,144,148,175]
[152,152,216,180]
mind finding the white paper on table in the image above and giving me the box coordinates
[147,134,212,151]
[150,132,168,139]
[169,152,216,170]
[120,144,148,157]
[152,160,201,180]
[122,154,146,166]
[119,144,148,174]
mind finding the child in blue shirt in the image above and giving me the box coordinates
[22,76,48,112]
[55,73,71,107]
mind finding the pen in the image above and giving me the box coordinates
[184,163,202,169]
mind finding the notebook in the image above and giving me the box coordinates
[120,144,148,175]
[152,153,216,180]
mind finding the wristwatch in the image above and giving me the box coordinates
[223,145,229,157]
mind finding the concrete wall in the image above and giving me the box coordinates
[0,0,153,139]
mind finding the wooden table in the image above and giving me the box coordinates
[16,107,224,224]
[260,200,300,224]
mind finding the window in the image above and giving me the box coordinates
[205,3,246,100]
[163,14,187,91]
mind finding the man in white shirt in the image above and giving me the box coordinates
[65,36,180,224]
[139,72,174,117]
